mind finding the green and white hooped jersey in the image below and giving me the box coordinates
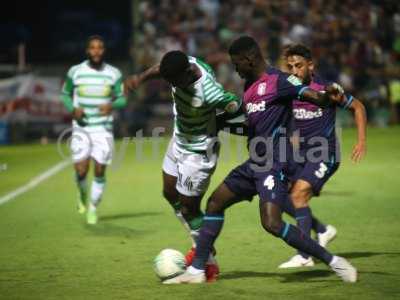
[62,60,124,132]
[172,56,240,153]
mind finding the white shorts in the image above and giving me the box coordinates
[70,130,114,165]
[162,137,219,197]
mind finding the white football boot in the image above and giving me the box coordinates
[329,256,357,283]
[318,225,337,248]
[163,268,206,284]
[278,254,315,269]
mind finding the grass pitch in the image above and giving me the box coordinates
[0,127,399,299]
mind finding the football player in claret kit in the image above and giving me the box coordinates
[164,36,357,284]
[60,35,127,225]
[278,44,367,268]
[125,51,242,281]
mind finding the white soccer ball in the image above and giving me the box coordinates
[153,249,186,280]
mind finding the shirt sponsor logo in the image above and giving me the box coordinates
[246,101,266,114]
[257,83,267,95]
[293,108,323,119]
[287,75,303,86]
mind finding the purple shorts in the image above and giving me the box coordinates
[288,154,340,195]
[223,159,289,206]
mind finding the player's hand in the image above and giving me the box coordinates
[72,107,85,120]
[124,75,141,93]
[325,83,345,105]
[351,141,366,163]
[99,103,113,116]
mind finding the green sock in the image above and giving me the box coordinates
[75,174,87,204]
[188,215,204,231]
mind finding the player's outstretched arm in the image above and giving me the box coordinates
[124,64,161,94]
[348,98,367,162]
[300,83,344,107]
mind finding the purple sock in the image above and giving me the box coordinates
[192,214,224,270]
[280,222,333,265]
[312,216,327,234]
[296,207,313,259]
[281,195,296,217]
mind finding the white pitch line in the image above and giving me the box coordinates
[0,160,71,206]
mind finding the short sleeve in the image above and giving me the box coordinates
[337,93,354,109]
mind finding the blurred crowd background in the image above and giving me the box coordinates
[1,0,399,143]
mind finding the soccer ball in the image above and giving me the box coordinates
[153,249,186,280]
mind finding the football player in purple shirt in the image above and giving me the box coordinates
[164,36,357,284]
[278,44,367,268]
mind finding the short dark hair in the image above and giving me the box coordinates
[228,36,262,58]
[159,51,189,79]
[86,35,105,48]
[284,44,312,60]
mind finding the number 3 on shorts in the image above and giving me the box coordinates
[264,175,275,190]
[315,162,328,179]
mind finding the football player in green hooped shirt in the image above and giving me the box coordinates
[60,35,127,224]
[125,51,242,281]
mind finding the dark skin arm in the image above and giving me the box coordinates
[124,64,161,93]
[72,107,85,120]
[301,84,344,107]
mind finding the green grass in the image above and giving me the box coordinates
[0,127,400,299]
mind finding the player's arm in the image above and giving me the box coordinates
[124,64,161,93]
[300,83,344,107]
[212,90,248,135]
[280,72,344,107]
[100,76,127,115]
[60,71,84,120]
[216,101,248,136]
[346,97,367,162]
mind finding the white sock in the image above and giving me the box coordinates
[89,203,96,212]
[174,210,197,247]
[187,266,204,275]
[90,178,105,207]
[329,256,339,266]
[190,230,199,248]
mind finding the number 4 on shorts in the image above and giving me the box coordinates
[264,175,275,190]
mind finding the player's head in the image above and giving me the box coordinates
[284,44,314,84]
[86,35,106,66]
[229,36,263,79]
[160,51,192,88]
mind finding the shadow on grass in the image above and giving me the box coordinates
[337,251,400,259]
[100,211,162,221]
[220,269,333,283]
[84,221,151,238]
[321,191,354,197]
[220,252,400,282]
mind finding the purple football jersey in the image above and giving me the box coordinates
[243,67,306,158]
[292,76,353,151]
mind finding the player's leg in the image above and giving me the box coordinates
[281,192,327,236]
[164,182,243,284]
[280,179,317,267]
[164,161,256,284]
[162,171,195,241]
[161,138,202,246]
[74,159,90,214]
[86,132,113,224]
[174,146,221,244]
[258,186,356,282]
[70,129,92,214]
[86,161,106,224]
[293,160,339,244]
